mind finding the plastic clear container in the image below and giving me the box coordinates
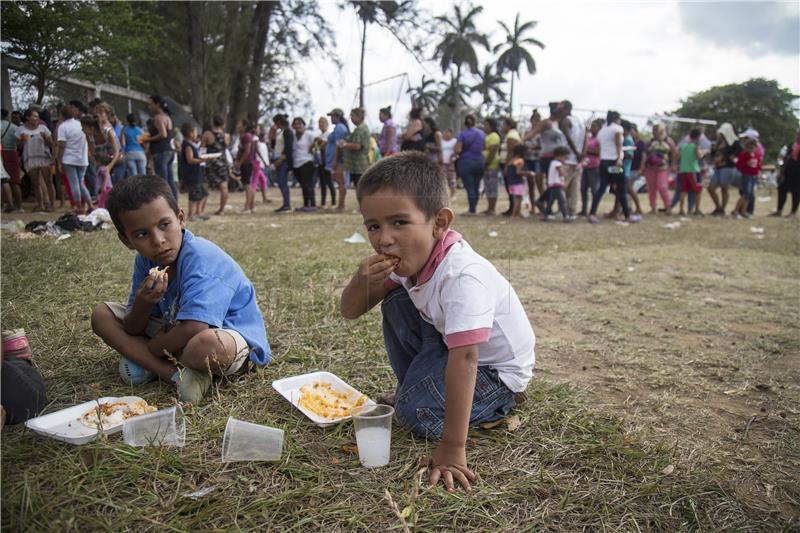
[123,405,185,447]
[221,417,284,462]
[351,404,394,468]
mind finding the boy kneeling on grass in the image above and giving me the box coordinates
[341,152,535,491]
[91,175,270,403]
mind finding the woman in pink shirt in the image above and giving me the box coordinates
[578,119,602,216]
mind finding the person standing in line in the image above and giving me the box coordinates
[93,103,122,206]
[527,103,566,213]
[1,109,23,212]
[68,100,97,200]
[251,126,270,204]
[315,116,336,208]
[578,119,602,217]
[732,136,761,219]
[234,119,256,214]
[400,107,425,152]
[440,128,458,199]
[120,113,147,177]
[588,111,639,224]
[201,115,232,216]
[708,123,740,215]
[16,108,55,212]
[522,110,543,213]
[180,122,209,221]
[770,129,800,218]
[423,117,443,167]
[454,114,486,216]
[291,117,317,212]
[55,105,93,214]
[499,118,522,216]
[271,114,294,213]
[558,101,586,219]
[326,108,349,212]
[378,106,398,157]
[141,95,176,201]
[639,124,676,214]
[677,128,705,216]
[481,118,501,215]
[341,108,371,189]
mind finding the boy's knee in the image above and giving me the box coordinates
[90,303,113,335]
[182,329,231,371]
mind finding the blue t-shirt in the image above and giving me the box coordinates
[325,123,348,168]
[123,126,145,153]
[126,229,271,365]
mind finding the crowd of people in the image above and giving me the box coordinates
[2,96,798,221]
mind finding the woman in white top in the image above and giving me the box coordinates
[588,111,639,224]
[291,117,317,212]
[16,108,55,211]
[440,128,458,198]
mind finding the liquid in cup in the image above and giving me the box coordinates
[351,404,394,468]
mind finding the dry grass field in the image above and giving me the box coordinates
[1,188,798,531]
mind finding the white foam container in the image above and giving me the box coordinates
[271,371,374,428]
[25,396,148,445]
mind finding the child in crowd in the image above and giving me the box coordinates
[180,122,209,221]
[340,152,535,492]
[440,129,458,199]
[90,175,271,403]
[506,144,534,218]
[678,129,705,216]
[543,146,570,222]
[732,137,762,219]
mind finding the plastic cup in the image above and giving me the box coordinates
[123,405,185,447]
[351,404,394,468]
[221,417,284,462]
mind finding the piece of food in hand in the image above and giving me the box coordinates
[298,382,368,420]
[148,265,170,278]
[79,398,157,429]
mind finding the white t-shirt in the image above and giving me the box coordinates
[385,231,536,392]
[56,118,88,166]
[547,160,565,188]
[256,140,269,169]
[441,138,457,164]
[597,123,623,161]
[293,130,315,168]
[563,115,586,165]
[15,124,52,165]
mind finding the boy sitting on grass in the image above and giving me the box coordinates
[341,152,535,492]
[91,175,270,403]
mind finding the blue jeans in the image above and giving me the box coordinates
[125,151,147,177]
[590,161,629,218]
[111,160,127,185]
[63,164,92,204]
[85,160,97,198]
[276,161,290,207]
[740,174,756,202]
[152,151,178,201]
[381,288,516,439]
[671,175,696,211]
[457,158,484,213]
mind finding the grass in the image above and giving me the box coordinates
[1,189,798,531]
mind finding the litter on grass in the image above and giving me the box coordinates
[662,222,681,230]
[749,226,764,234]
[183,486,216,499]
[488,230,498,237]
[344,232,367,244]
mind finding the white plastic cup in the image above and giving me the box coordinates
[123,406,185,447]
[221,417,284,462]
[351,404,394,468]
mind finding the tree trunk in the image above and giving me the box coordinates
[453,63,462,131]
[186,1,206,124]
[226,3,258,130]
[245,1,275,123]
[36,75,46,105]
[508,73,514,117]
[359,19,367,109]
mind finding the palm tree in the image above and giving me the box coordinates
[432,4,490,125]
[471,64,507,111]
[438,73,472,129]
[494,12,544,116]
[407,75,440,113]
[347,1,423,108]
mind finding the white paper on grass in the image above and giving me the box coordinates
[344,232,367,244]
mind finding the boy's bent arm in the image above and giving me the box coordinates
[340,254,398,319]
[429,344,479,492]
[147,320,209,360]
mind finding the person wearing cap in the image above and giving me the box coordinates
[326,108,349,211]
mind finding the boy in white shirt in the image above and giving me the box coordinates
[341,152,536,492]
[543,146,570,222]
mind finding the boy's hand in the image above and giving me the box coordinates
[135,272,168,305]
[356,254,399,288]
[428,441,476,491]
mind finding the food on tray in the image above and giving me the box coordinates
[297,382,368,420]
[79,398,157,429]
[200,152,222,160]
[148,265,169,277]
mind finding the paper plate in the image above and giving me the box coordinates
[272,371,374,428]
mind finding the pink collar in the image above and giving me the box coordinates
[413,229,463,286]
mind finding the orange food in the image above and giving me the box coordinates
[297,382,367,420]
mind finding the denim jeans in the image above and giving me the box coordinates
[670,174,696,211]
[740,174,756,204]
[85,160,97,198]
[152,151,178,201]
[457,158,485,213]
[111,160,127,185]
[580,166,599,214]
[276,160,290,208]
[590,161,629,218]
[381,288,516,439]
[125,151,147,177]
[63,164,92,204]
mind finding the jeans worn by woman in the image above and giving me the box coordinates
[381,288,516,439]
[125,151,147,177]
[457,158,485,213]
[590,160,629,218]
[63,164,92,205]
[276,160,290,208]
[152,151,178,200]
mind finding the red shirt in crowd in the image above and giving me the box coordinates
[736,150,762,176]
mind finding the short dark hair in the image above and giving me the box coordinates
[149,95,171,115]
[503,117,517,129]
[553,146,571,158]
[689,128,701,139]
[69,99,88,114]
[126,113,139,127]
[464,114,476,128]
[409,107,422,120]
[356,151,448,220]
[606,110,620,125]
[212,114,225,127]
[511,144,527,158]
[180,121,196,137]
[484,117,498,132]
[107,175,179,235]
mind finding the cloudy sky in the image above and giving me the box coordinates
[301,0,799,130]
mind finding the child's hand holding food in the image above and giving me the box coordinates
[135,266,169,305]
[355,254,399,290]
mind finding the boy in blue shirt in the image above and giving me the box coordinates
[91,175,270,403]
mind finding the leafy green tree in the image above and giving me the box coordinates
[432,4,489,127]
[471,64,506,112]
[407,74,440,113]
[671,78,799,160]
[494,12,544,116]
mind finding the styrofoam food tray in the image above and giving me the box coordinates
[25,396,148,445]
[272,371,374,428]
